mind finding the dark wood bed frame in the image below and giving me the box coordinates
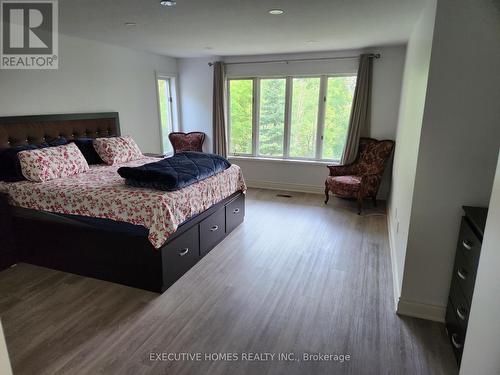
[0,112,245,293]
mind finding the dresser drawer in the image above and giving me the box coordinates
[225,194,245,234]
[452,258,475,304]
[200,207,226,256]
[449,281,470,331]
[456,218,481,271]
[445,299,465,365]
[161,224,200,289]
[451,250,477,304]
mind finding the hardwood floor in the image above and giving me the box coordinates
[0,188,457,375]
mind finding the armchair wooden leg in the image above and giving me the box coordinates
[357,196,363,215]
[372,196,377,207]
[324,186,329,204]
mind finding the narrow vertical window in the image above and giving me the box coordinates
[157,77,174,154]
[322,76,357,160]
[258,78,286,157]
[289,77,321,159]
[228,79,254,155]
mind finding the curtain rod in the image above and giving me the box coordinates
[208,53,380,67]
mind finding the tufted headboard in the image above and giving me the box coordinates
[0,112,120,149]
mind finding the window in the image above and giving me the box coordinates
[259,78,286,156]
[228,79,253,155]
[323,76,357,160]
[227,75,356,162]
[289,77,321,159]
[156,75,178,155]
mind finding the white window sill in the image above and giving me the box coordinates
[228,155,340,167]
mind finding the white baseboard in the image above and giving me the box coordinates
[387,206,445,323]
[386,204,400,312]
[397,298,446,322]
[245,179,324,195]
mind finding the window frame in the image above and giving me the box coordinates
[227,77,255,157]
[321,74,358,161]
[288,74,324,161]
[256,76,288,158]
[155,72,180,156]
[226,73,356,163]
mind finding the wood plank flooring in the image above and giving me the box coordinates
[0,188,457,375]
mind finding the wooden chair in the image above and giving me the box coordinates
[168,132,206,154]
[325,137,395,214]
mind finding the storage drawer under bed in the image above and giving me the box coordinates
[161,224,200,290]
[225,193,245,234]
[161,193,245,289]
[200,207,226,257]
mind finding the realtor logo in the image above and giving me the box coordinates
[1,0,58,69]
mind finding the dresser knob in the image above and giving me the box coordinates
[233,208,240,214]
[178,248,189,256]
[457,268,468,280]
[451,333,463,349]
[456,306,468,321]
[210,225,219,232]
[462,240,473,250]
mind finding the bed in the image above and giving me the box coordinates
[0,112,246,292]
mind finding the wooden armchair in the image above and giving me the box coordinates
[325,137,395,214]
[168,132,206,154]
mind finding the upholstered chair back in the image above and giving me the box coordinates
[168,132,206,154]
[355,138,395,176]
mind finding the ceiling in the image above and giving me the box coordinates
[59,0,426,58]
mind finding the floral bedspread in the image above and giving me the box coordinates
[0,157,246,248]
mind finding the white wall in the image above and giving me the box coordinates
[392,0,500,321]
[177,56,220,153]
[0,321,12,375]
[0,34,177,154]
[460,151,500,375]
[178,46,406,198]
[387,0,437,308]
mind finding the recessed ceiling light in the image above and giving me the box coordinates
[268,9,284,15]
[306,40,319,43]
[160,0,176,6]
[124,22,137,27]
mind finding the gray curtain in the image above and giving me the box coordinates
[340,54,374,164]
[212,61,227,157]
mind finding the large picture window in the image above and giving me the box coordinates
[227,75,356,162]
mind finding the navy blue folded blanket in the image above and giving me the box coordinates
[117,152,231,191]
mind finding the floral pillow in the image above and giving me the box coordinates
[93,136,143,165]
[18,143,90,182]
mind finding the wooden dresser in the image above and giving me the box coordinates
[445,206,488,366]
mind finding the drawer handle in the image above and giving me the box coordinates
[457,268,468,280]
[456,306,468,321]
[451,333,463,349]
[233,208,240,214]
[462,240,473,250]
[210,225,219,232]
[178,248,189,256]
